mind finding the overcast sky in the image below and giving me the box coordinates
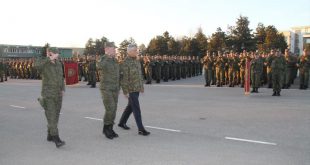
[1,0,309,48]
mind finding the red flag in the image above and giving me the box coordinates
[64,62,79,85]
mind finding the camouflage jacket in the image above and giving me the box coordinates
[97,55,120,91]
[120,56,144,95]
[271,56,286,73]
[35,57,65,98]
[250,57,264,74]
[298,55,310,69]
[88,60,96,72]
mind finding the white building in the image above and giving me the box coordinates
[281,26,310,55]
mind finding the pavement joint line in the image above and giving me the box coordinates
[10,105,26,109]
[84,117,181,132]
[225,137,277,146]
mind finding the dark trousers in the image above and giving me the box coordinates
[119,92,145,131]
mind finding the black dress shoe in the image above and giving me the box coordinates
[138,130,150,136]
[118,124,130,130]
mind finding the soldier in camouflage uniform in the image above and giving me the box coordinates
[250,52,264,93]
[154,55,162,83]
[118,44,150,136]
[176,56,182,80]
[83,56,90,82]
[170,56,177,81]
[211,53,217,85]
[36,47,65,148]
[88,56,97,88]
[239,52,246,88]
[202,52,213,87]
[298,48,310,90]
[283,49,297,89]
[215,52,225,87]
[97,42,120,139]
[266,50,275,88]
[0,59,4,82]
[163,55,170,82]
[271,50,286,96]
[143,55,153,84]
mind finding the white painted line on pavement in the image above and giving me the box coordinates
[225,137,277,146]
[10,105,26,109]
[145,126,181,133]
[84,117,103,121]
[84,117,181,133]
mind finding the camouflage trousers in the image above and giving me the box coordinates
[240,69,245,86]
[299,68,309,88]
[204,68,212,85]
[0,70,3,82]
[101,89,119,125]
[89,71,96,86]
[38,96,63,136]
[272,72,283,92]
[228,69,236,85]
[284,68,294,86]
[216,68,224,86]
[267,67,272,87]
[251,72,261,88]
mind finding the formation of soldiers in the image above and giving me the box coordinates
[1,48,309,93]
[0,58,38,81]
[76,55,203,88]
[141,55,202,84]
[0,58,76,81]
[202,48,310,94]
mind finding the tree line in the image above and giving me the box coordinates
[84,15,288,57]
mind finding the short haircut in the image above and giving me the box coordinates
[105,42,116,48]
[127,44,137,53]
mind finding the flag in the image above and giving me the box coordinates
[64,62,78,85]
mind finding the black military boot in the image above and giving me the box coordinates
[103,125,114,139]
[109,125,118,138]
[47,133,52,142]
[272,91,276,96]
[277,91,281,96]
[300,85,304,90]
[251,88,255,93]
[52,135,65,148]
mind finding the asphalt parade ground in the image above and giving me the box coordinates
[1,76,309,165]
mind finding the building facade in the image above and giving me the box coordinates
[281,26,310,55]
[0,44,84,58]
